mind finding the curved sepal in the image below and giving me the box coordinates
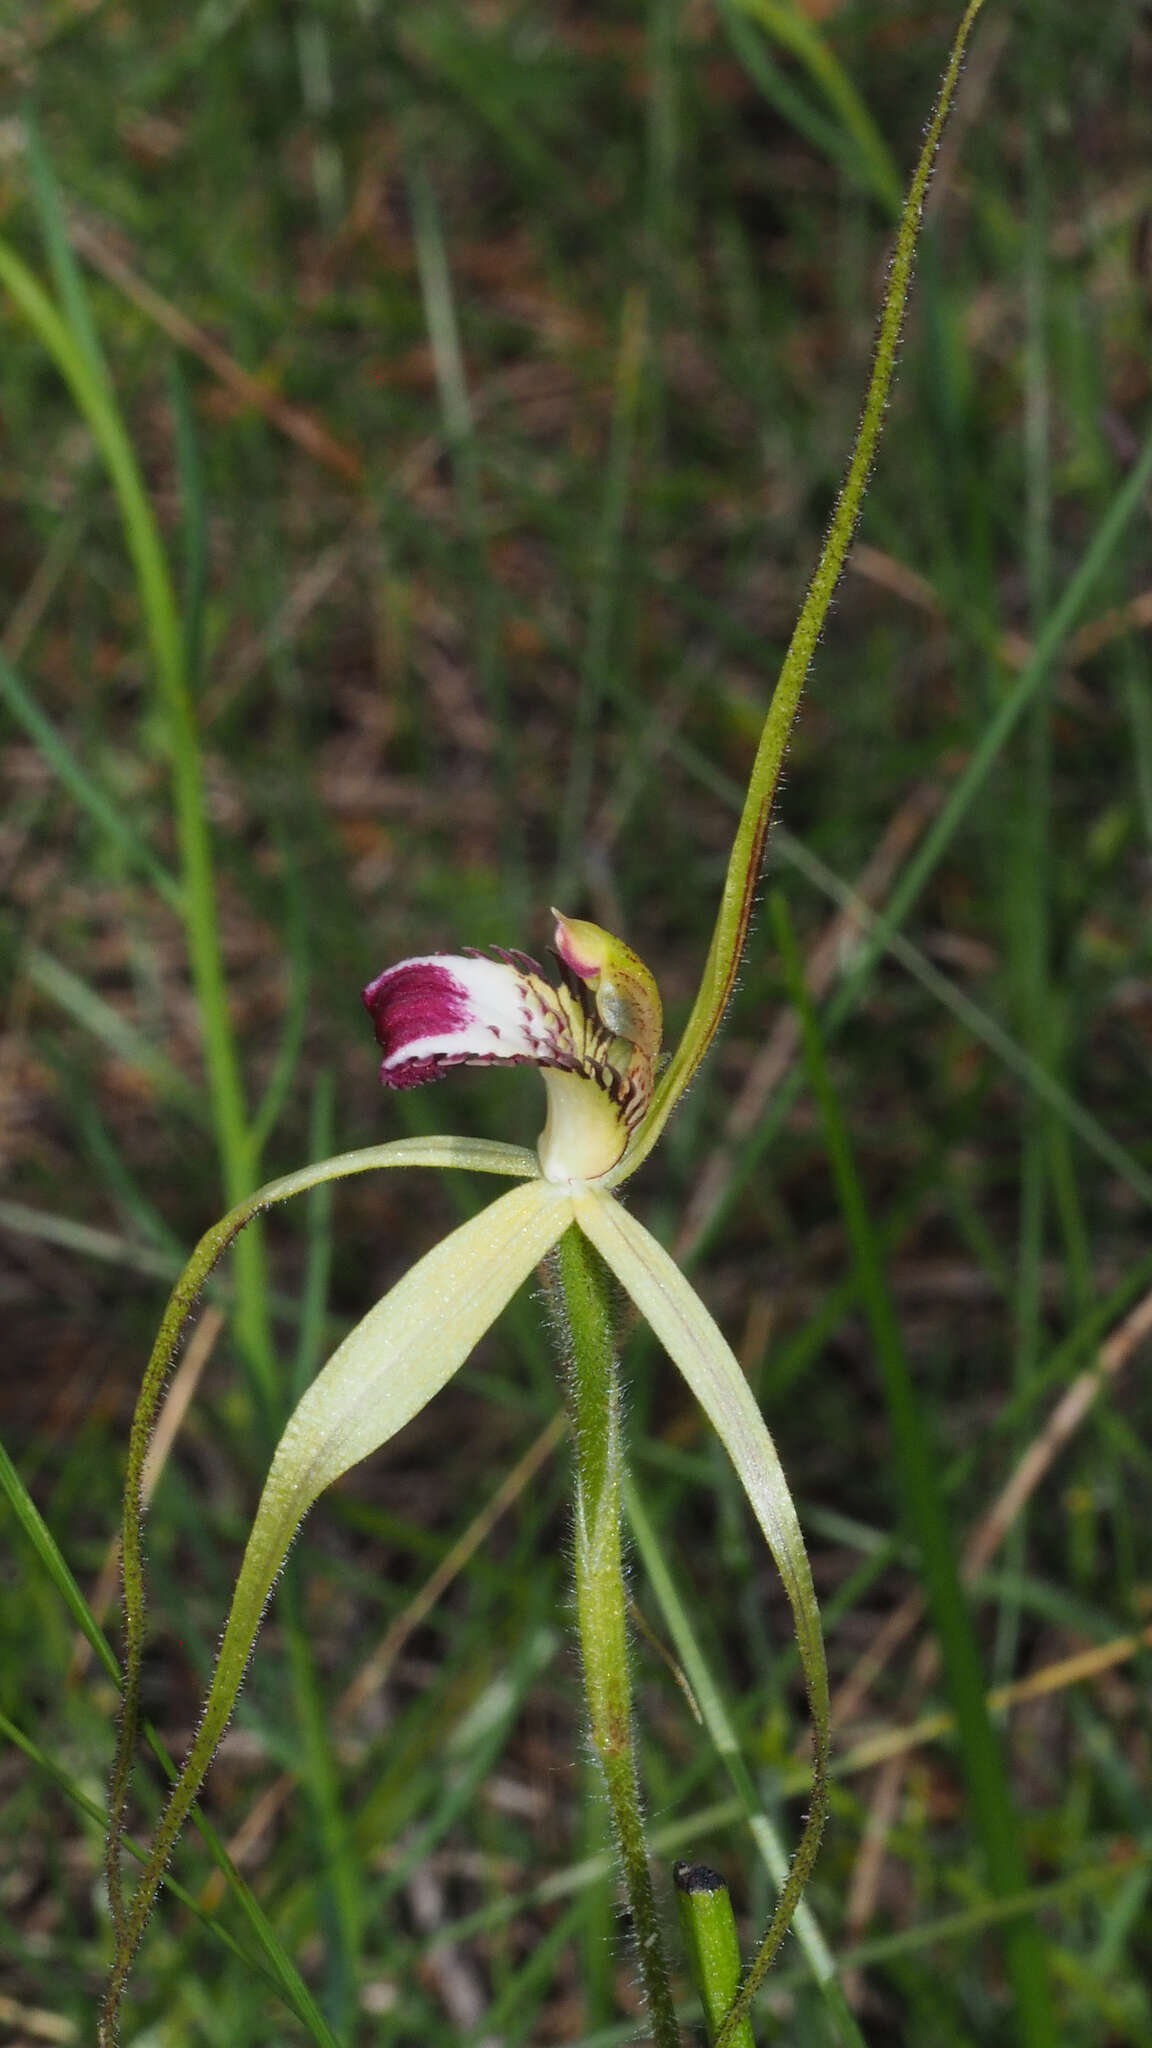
[267,1175,571,1500]
[571,1187,829,2033]
[105,1137,537,1972]
[100,1176,573,2044]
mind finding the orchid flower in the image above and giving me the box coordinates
[101,13,986,2042]
[101,911,830,2044]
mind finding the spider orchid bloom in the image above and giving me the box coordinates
[362,911,662,1183]
[104,7,993,2014]
[281,907,818,1652]
[66,12,992,2023]
[157,909,819,1720]
[103,910,828,2035]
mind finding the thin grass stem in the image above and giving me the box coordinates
[773,890,1058,2046]
[626,1476,869,2048]
[627,0,990,1178]
[0,240,270,1326]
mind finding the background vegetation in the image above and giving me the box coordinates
[3,1,1152,2041]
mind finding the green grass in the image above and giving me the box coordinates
[3,2,1152,2042]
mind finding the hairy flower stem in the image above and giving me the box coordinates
[554,1225,680,2048]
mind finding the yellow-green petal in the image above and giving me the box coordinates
[102,1176,572,2038]
[571,1188,826,1716]
[571,1186,829,2030]
[269,1176,571,1501]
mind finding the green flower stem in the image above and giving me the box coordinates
[674,1862,756,2048]
[554,1225,680,2048]
[623,0,988,1184]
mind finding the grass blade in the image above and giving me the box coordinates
[24,948,205,1119]
[22,103,111,384]
[626,1476,869,2048]
[725,0,901,211]
[0,648,182,909]
[0,234,275,1392]
[629,1,989,1176]
[773,889,1057,2046]
[0,1432,120,1687]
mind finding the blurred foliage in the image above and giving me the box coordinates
[3,1,1152,2042]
